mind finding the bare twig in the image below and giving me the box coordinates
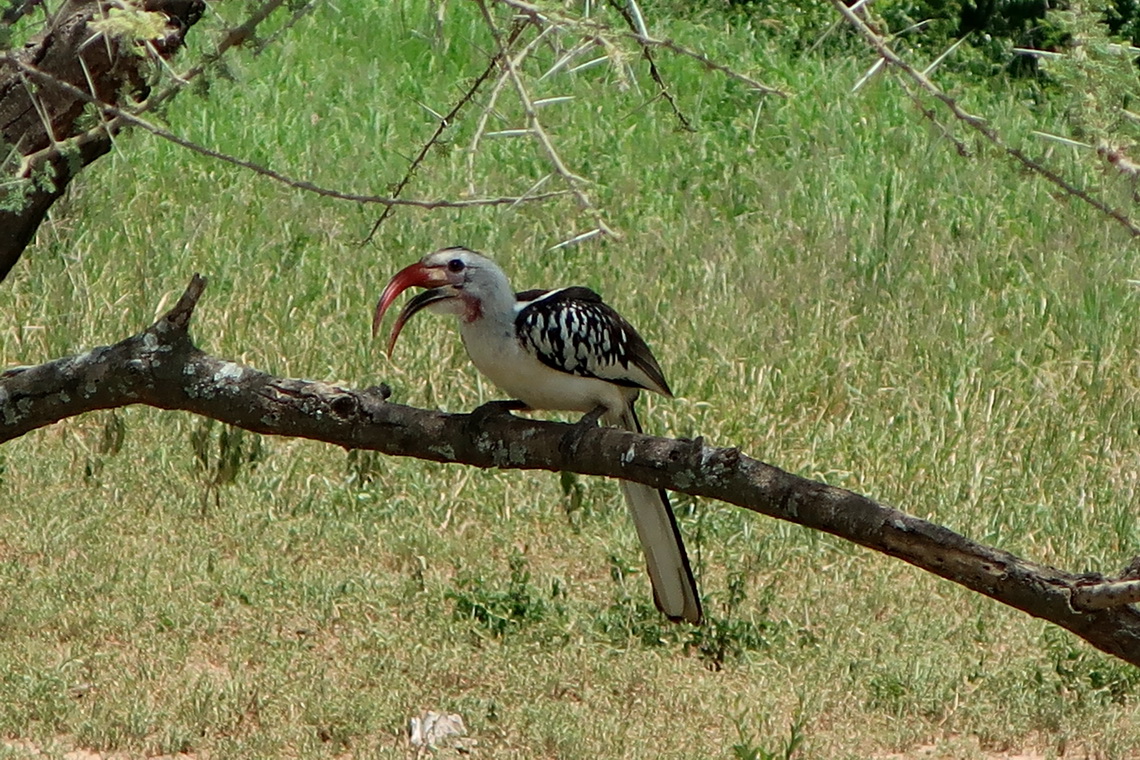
[493,0,788,97]
[479,1,617,241]
[830,0,1140,237]
[893,72,972,158]
[119,0,289,124]
[253,0,324,55]
[9,57,568,211]
[627,33,787,97]
[363,19,529,244]
[606,0,694,131]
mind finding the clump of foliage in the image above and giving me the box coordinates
[447,552,567,637]
[596,562,796,670]
[649,0,1140,79]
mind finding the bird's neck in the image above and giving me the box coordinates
[460,270,517,326]
[456,274,519,354]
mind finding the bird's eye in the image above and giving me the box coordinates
[447,258,465,273]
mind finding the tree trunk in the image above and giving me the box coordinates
[0,0,204,281]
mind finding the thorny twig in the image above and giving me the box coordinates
[362,19,529,244]
[142,0,291,118]
[606,0,695,132]
[9,0,791,247]
[893,72,972,158]
[479,1,617,243]
[9,57,569,211]
[830,0,1140,237]
[253,0,324,55]
[629,33,786,97]
[465,17,577,195]
[494,0,787,97]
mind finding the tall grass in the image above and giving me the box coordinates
[2,1,1140,757]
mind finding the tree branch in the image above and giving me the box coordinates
[0,0,207,280]
[4,275,1140,667]
[829,0,1140,238]
[1072,579,1140,611]
[493,0,788,97]
[7,62,574,213]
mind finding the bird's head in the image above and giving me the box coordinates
[372,246,505,357]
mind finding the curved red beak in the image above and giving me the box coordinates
[372,262,454,357]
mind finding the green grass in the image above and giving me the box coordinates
[4,1,1140,757]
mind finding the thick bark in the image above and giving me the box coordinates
[0,0,205,280]
[0,132,112,278]
[3,275,1140,666]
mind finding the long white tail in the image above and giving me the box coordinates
[605,402,703,625]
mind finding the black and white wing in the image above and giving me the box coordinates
[514,287,672,396]
[515,287,699,623]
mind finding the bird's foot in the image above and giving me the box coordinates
[577,405,607,428]
[560,404,607,460]
[363,383,392,400]
[469,399,529,424]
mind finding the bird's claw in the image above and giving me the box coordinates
[560,405,607,460]
[577,405,607,429]
[469,399,528,423]
[363,383,393,400]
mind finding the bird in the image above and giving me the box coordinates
[372,246,703,625]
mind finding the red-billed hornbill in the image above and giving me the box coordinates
[372,246,702,625]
